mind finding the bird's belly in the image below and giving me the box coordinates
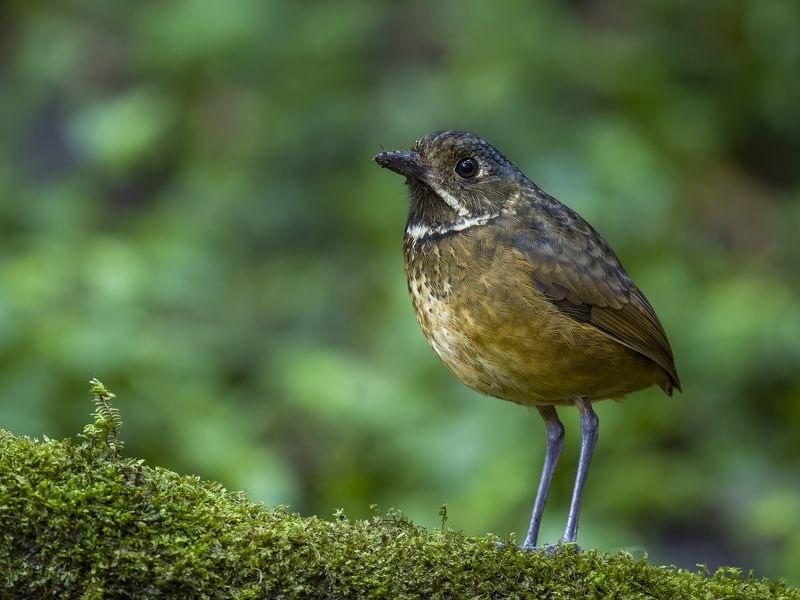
[407,272,664,406]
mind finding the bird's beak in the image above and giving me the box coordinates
[373,150,430,183]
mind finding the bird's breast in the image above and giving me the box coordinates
[403,236,465,378]
[402,229,533,401]
[402,228,668,405]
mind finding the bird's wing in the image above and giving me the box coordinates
[508,202,681,391]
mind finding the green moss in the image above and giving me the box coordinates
[0,383,797,598]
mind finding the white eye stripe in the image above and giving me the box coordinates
[427,181,470,217]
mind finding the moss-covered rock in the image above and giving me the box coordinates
[0,382,797,599]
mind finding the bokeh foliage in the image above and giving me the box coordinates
[0,0,799,584]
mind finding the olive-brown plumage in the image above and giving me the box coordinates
[374,130,680,549]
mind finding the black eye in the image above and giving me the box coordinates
[455,157,478,178]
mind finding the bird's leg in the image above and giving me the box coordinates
[561,397,599,544]
[521,406,564,549]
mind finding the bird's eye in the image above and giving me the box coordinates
[455,157,478,178]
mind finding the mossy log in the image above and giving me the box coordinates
[0,382,796,599]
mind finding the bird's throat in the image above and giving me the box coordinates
[405,180,499,241]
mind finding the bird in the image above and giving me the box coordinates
[373,130,680,550]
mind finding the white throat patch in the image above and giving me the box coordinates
[405,212,500,241]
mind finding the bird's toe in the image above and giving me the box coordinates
[538,542,584,555]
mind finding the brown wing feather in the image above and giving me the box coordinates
[591,291,681,390]
[509,201,681,392]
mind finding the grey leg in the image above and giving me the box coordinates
[561,397,599,544]
[521,406,564,549]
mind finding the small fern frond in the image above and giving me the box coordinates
[79,378,124,455]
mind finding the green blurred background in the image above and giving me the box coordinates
[1,0,799,583]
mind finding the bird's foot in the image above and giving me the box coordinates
[498,540,584,553]
[495,541,540,551]
[513,542,584,554]
[541,542,584,555]
[519,542,535,551]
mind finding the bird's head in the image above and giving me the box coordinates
[374,131,527,237]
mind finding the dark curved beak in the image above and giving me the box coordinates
[373,150,429,182]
